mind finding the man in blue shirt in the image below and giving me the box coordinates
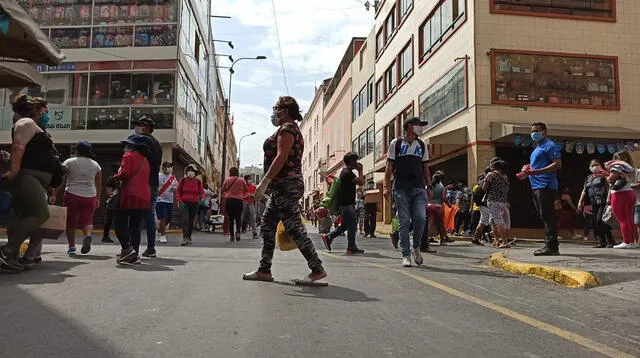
[525,122,562,256]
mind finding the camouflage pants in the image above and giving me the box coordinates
[259,177,324,274]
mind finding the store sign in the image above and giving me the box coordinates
[47,107,72,130]
[34,63,76,73]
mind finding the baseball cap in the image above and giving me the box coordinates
[76,140,93,152]
[403,116,428,130]
[132,114,155,132]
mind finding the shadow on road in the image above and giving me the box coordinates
[116,257,188,272]
[0,260,85,285]
[416,265,514,278]
[283,284,379,302]
[68,255,112,261]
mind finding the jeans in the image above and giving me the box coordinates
[242,202,257,236]
[364,203,377,236]
[394,188,427,257]
[182,202,198,238]
[532,189,558,248]
[329,205,357,249]
[455,208,470,233]
[225,198,244,235]
[145,186,158,249]
[115,209,144,252]
[198,204,208,229]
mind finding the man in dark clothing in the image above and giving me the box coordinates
[132,115,162,258]
[363,180,378,238]
[321,152,365,254]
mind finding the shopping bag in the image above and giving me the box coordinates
[32,205,67,240]
[601,205,618,229]
[276,221,297,251]
[19,239,30,257]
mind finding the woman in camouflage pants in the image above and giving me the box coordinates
[243,96,327,286]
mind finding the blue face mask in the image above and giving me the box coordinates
[530,131,545,142]
[38,112,50,129]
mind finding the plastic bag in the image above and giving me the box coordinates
[276,221,297,251]
[19,239,30,257]
[602,205,618,228]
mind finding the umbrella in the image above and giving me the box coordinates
[0,60,43,88]
[0,0,65,65]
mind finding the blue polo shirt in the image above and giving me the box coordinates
[529,137,561,190]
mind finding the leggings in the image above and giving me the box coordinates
[182,202,199,238]
[610,190,638,244]
[225,198,243,234]
[259,177,324,274]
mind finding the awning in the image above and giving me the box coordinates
[0,60,43,88]
[491,122,640,142]
[0,0,65,65]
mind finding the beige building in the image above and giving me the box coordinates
[371,0,640,227]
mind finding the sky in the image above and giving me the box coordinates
[212,0,375,168]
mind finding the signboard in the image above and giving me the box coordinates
[34,63,77,73]
[47,107,72,130]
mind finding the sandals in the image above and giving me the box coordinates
[242,271,274,282]
[293,272,328,286]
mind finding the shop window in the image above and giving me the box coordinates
[72,73,89,106]
[132,74,153,105]
[131,107,174,129]
[491,0,615,20]
[419,61,466,129]
[89,74,110,106]
[20,1,93,26]
[92,0,177,25]
[87,107,130,129]
[419,0,466,62]
[107,74,132,105]
[492,50,619,109]
[92,26,134,48]
[50,28,91,49]
[71,108,87,130]
[153,73,175,105]
[135,24,177,47]
[44,74,73,105]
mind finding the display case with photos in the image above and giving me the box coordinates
[492,51,619,110]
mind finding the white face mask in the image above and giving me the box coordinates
[186,171,196,178]
[590,165,600,173]
[412,125,425,136]
[271,108,286,127]
[134,126,145,135]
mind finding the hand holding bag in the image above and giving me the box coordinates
[32,205,68,239]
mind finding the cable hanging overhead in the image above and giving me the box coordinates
[271,0,289,95]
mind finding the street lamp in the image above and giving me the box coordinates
[238,131,256,167]
[220,55,267,185]
[215,54,234,63]
[213,40,234,49]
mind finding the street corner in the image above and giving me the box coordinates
[488,252,600,289]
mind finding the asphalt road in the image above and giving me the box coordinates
[1,229,639,358]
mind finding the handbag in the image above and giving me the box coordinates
[32,205,68,240]
[601,205,617,228]
[105,159,147,210]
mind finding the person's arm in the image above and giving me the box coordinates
[442,188,451,208]
[482,174,492,193]
[354,163,365,186]
[94,170,102,208]
[264,133,294,180]
[3,119,39,181]
[564,194,578,213]
[606,171,620,184]
[176,178,183,204]
[422,145,431,186]
[50,172,67,204]
[383,162,393,199]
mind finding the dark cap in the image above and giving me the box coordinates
[403,116,428,130]
[132,114,155,132]
[76,140,93,152]
[162,161,173,168]
[121,134,149,152]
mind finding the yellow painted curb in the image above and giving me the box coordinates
[488,253,599,288]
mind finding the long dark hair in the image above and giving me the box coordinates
[75,145,95,160]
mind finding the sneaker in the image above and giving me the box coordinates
[533,246,560,256]
[19,257,36,269]
[181,238,188,246]
[321,234,332,252]
[101,236,114,243]
[159,235,168,244]
[402,256,412,267]
[67,247,77,256]
[34,257,43,264]
[614,242,638,249]
[346,247,365,255]
[81,236,92,254]
[370,234,377,238]
[142,248,157,258]
[187,237,193,245]
[116,249,140,265]
[0,247,24,271]
[236,234,241,242]
[412,248,424,265]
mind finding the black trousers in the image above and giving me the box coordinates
[364,203,377,236]
[103,209,115,238]
[592,202,614,246]
[455,208,470,233]
[532,189,558,247]
[225,198,244,235]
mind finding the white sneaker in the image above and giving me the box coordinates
[159,236,168,244]
[583,236,589,241]
[402,256,412,267]
[613,242,635,249]
[411,248,423,266]
[628,243,640,249]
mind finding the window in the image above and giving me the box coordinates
[352,138,359,155]
[359,44,367,70]
[399,42,413,80]
[359,87,367,114]
[358,132,367,158]
[385,6,396,40]
[419,0,466,61]
[419,61,466,129]
[491,0,615,21]
[367,77,374,105]
[385,120,396,148]
[367,125,375,154]
[375,130,383,159]
[385,61,397,95]
[400,0,413,18]
[492,50,619,109]
[376,29,384,55]
[376,79,384,105]
[352,95,359,122]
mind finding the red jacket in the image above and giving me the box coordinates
[176,177,205,204]
[113,151,150,210]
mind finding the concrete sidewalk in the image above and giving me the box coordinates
[489,244,640,288]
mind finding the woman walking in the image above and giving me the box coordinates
[176,164,204,246]
[0,95,61,271]
[578,159,614,248]
[221,167,248,241]
[243,96,327,285]
[110,134,150,264]
[482,159,511,248]
[606,151,638,249]
[428,171,452,245]
[53,141,102,255]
